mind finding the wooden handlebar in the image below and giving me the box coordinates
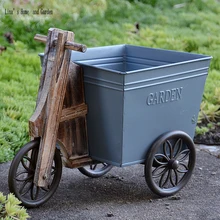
[34,34,87,53]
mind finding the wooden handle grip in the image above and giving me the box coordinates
[65,41,87,53]
[34,34,47,43]
[34,34,87,52]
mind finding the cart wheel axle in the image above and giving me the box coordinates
[168,159,180,170]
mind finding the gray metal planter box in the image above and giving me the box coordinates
[70,45,211,167]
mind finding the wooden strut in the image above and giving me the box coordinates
[34,34,87,52]
[30,28,90,187]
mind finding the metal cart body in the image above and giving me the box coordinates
[70,45,211,167]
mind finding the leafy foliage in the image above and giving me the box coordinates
[0,192,29,219]
[0,47,39,162]
[195,126,209,136]
[0,0,220,161]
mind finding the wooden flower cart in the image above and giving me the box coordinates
[8,28,212,208]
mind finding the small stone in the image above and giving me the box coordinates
[211,172,217,175]
[106,213,114,217]
[170,195,181,200]
[198,167,203,170]
[105,175,123,181]
[165,204,170,210]
[149,199,153,203]
[116,176,123,181]
[213,134,220,142]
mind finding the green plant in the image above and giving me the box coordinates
[199,101,220,123]
[195,126,209,136]
[0,192,30,220]
[127,0,158,7]
[207,122,214,129]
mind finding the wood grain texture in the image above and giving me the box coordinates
[57,62,89,162]
[29,29,58,138]
[34,29,74,187]
[60,104,87,122]
[30,28,90,187]
[34,33,87,52]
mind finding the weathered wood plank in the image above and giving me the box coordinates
[34,29,74,187]
[34,34,87,52]
[65,41,87,52]
[69,154,89,160]
[34,34,47,43]
[31,28,90,183]
[57,62,89,163]
[60,104,87,122]
[29,28,60,138]
[57,117,89,159]
[68,156,93,169]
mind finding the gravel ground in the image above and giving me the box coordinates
[1,147,220,220]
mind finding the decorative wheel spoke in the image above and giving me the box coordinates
[31,184,40,200]
[15,170,30,179]
[170,170,179,187]
[159,169,171,188]
[78,162,112,178]
[177,162,189,173]
[16,170,29,176]
[152,165,168,178]
[21,157,34,172]
[154,153,169,165]
[16,173,34,182]
[177,169,188,174]
[90,164,98,170]
[173,138,183,159]
[177,149,190,162]
[41,187,49,192]
[163,141,172,159]
[19,180,32,196]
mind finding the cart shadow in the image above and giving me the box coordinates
[47,165,160,208]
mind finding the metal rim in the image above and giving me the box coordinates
[8,139,62,208]
[145,131,196,197]
[78,163,113,178]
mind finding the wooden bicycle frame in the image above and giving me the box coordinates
[29,28,92,187]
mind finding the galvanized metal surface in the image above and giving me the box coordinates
[40,45,211,167]
[70,45,211,167]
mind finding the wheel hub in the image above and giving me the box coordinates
[168,159,180,170]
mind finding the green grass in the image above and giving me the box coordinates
[0,0,220,162]
[0,47,40,162]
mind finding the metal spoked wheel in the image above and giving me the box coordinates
[8,139,62,208]
[145,131,196,197]
[78,163,113,178]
